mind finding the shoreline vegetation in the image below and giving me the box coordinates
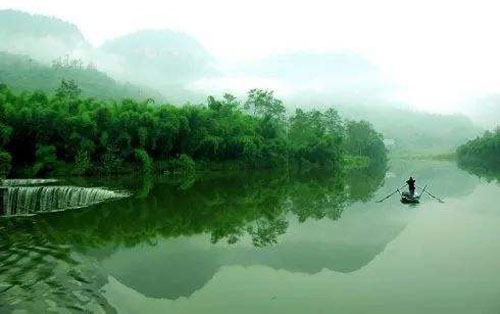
[456,128,500,181]
[389,151,457,161]
[0,80,388,178]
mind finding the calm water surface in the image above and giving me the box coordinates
[1,159,499,313]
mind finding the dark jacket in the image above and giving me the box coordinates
[406,178,416,190]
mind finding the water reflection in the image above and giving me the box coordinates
[379,158,479,201]
[94,166,404,300]
[2,160,480,312]
[0,218,115,313]
[0,167,382,310]
[347,162,387,202]
[457,160,500,183]
[41,170,353,248]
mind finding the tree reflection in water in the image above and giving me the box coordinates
[0,165,386,311]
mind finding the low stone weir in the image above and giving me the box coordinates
[1,186,127,216]
[1,179,59,186]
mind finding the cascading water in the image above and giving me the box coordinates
[2,186,128,216]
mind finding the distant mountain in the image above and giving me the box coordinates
[0,9,488,148]
[0,52,164,101]
[339,103,480,153]
[0,10,203,102]
[210,52,391,96]
[240,53,383,82]
[99,30,214,92]
[0,9,89,63]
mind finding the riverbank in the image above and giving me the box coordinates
[6,154,375,179]
[389,151,456,161]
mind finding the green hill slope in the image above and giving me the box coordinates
[0,9,88,63]
[0,52,164,101]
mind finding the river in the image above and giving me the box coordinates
[1,159,499,313]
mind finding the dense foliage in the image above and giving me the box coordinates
[0,83,387,176]
[456,128,500,179]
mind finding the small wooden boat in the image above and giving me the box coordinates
[400,191,420,204]
[377,183,444,204]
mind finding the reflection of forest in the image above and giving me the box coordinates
[0,159,483,311]
[32,167,387,249]
[347,162,387,202]
[457,161,500,183]
[0,166,387,310]
[97,166,401,300]
[3,167,382,249]
[0,218,115,313]
[456,129,500,183]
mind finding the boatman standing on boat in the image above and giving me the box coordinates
[406,176,416,195]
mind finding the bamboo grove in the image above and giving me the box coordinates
[0,81,387,176]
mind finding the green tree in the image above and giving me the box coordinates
[0,123,12,146]
[457,127,500,180]
[345,120,387,169]
[172,154,196,174]
[33,145,57,176]
[134,149,153,175]
[73,149,92,175]
[288,108,344,170]
[55,79,81,100]
[0,150,11,176]
[244,89,285,120]
[0,84,387,176]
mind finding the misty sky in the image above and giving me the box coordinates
[2,0,500,116]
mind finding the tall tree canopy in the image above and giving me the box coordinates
[0,83,387,177]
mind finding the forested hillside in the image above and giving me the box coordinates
[0,52,164,101]
[0,9,88,63]
[0,8,480,158]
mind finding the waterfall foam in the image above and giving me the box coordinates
[2,186,128,216]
